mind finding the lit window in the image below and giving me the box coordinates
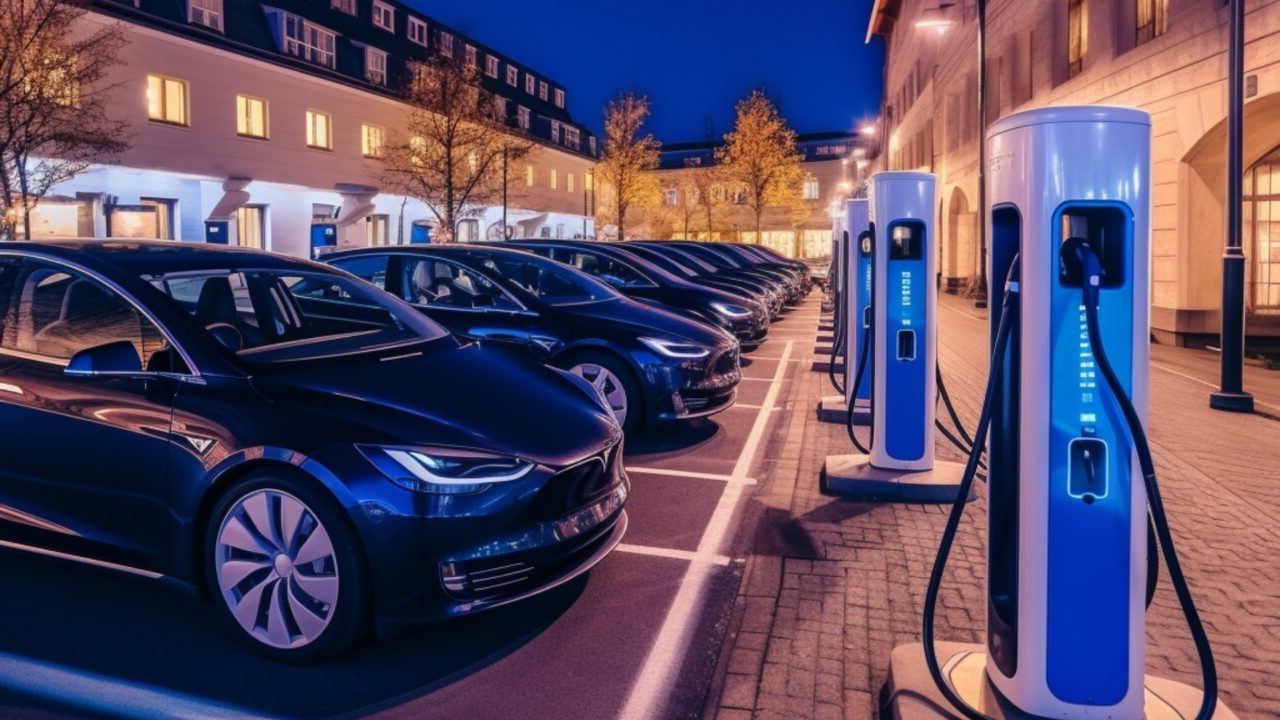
[236,94,267,138]
[440,32,454,58]
[538,81,548,101]
[506,65,519,86]
[567,173,575,193]
[408,17,428,46]
[189,0,222,31]
[275,12,336,68]
[485,55,499,78]
[585,171,593,191]
[802,174,819,200]
[1136,0,1168,44]
[525,74,535,95]
[465,45,477,67]
[550,168,558,190]
[525,165,534,187]
[306,109,332,150]
[664,188,678,206]
[372,1,394,31]
[366,47,388,85]
[554,88,565,108]
[146,74,188,126]
[517,105,530,130]
[1068,0,1088,78]
[362,124,384,157]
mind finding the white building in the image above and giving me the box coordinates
[24,0,599,258]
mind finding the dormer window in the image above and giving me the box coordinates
[365,47,387,85]
[517,106,530,130]
[330,0,356,15]
[485,55,499,78]
[372,1,394,31]
[506,65,519,86]
[538,81,548,101]
[525,74,535,95]
[268,10,336,69]
[465,45,477,67]
[189,0,223,31]
[408,16,428,46]
[554,88,565,108]
[440,32,454,58]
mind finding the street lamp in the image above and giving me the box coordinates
[917,0,988,309]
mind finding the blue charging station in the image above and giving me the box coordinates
[883,106,1233,720]
[819,198,872,426]
[310,223,338,259]
[821,172,966,502]
[204,219,232,245]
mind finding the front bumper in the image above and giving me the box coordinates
[642,343,742,421]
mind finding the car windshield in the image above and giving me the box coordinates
[149,268,447,362]
[661,246,720,273]
[469,252,621,306]
[622,246,698,278]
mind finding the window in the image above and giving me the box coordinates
[554,88,565,108]
[506,65,519,86]
[236,205,266,249]
[485,55,499,78]
[550,120,560,143]
[550,168,558,190]
[802,174,820,200]
[306,109,332,150]
[480,254,615,305]
[589,136,597,155]
[440,32,454,58]
[567,173,575,193]
[538,81,548,101]
[564,126,580,150]
[401,258,520,311]
[1068,0,1088,78]
[365,215,389,246]
[408,17,428,46]
[236,94,267,138]
[361,123,384,157]
[525,74,535,94]
[465,45,477,67]
[365,47,388,85]
[525,164,534,187]
[331,0,356,15]
[328,255,388,288]
[146,74,188,126]
[557,250,654,289]
[664,188,678,206]
[1136,0,1168,45]
[189,0,222,31]
[277,12,336,68]
[1243,146,1280,313]
[517,105,530,130]
[372,0,394,31]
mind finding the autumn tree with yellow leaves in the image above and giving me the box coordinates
[596,92,661,241]
[716,90,805,245]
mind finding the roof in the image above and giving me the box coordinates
[657,131,862,169]
[865,0,903,43]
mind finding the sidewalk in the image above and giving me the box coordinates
[706,293,1280,720]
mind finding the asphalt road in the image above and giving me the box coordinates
[0,298,822,720]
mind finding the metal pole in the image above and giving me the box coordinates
[972,0,989,309]
[502,147,509,240]
[1210,0,1254,412]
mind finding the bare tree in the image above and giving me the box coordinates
[596,92,660,241]
[0,0,129,240]
[716,90,805,245]
[380,57,532,243]
[688,162,724,240]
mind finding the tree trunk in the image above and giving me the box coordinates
[17,158,32,241]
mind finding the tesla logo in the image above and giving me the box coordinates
[178,434,215,454]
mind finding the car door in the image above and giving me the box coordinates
[0,256,183,574]
[385,254,532,352]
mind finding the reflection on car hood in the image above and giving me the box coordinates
[561,298,732,347]
[251,341,621,467]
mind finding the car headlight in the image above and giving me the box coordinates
[639,337,711,359]
[360,446,534,494]
[711,302,752,319]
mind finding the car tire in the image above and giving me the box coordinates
[205,470,369,662]
[562,350,643,436]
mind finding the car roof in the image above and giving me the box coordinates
[328,243,538,260]
[1,239,326,276]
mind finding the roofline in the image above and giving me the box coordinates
[865,0,897,44]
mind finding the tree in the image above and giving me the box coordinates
[596,92,660,241]
[716,90,805,245]
[0,0,129,240]
[688,163,724,239]
[380,57,532,243]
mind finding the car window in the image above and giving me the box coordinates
[479,253,617,306]
[0,258,182,371]
[329,255,389,289]
[400,258,520,311]
[624,246,696,278]
[561,251,653,289]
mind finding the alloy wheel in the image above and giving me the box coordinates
[570,362,629,428]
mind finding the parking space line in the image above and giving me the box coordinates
[619,340,793,720]
[625,466,756,485]
[615,544,733,566]
[726,403,781,411]
[739,376,786,382]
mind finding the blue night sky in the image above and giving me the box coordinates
[405,0,885,144]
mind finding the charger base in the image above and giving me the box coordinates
[812,357,846,373]
[884,642,1238,720]
[820,456,972,503]
[817,396,872,425]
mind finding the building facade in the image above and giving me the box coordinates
[19,0,599,257]
[636,132,869,259]
[869,0,1280,346]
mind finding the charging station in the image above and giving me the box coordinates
[883,106,1234,720]
[821,172,965,502]
[819,198,872,425]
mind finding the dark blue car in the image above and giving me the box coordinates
[323,245,742,435]
[0,240,627,661]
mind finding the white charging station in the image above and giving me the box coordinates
[883,106,1235,720]
[822,172,965,502]
[820,199,872,425]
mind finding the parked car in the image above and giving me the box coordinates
[322,245,742,435]
[724,243,815,293]
[609,242,787,319]
[647,242,806,305]
[0,240,628,661]
[498,240,771,350]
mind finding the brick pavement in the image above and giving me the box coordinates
[705,294,1280,720]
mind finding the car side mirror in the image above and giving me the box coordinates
[65,340,144,377]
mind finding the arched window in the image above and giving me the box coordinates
[1244,147,1280,313]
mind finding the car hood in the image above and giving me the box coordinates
[250,340,621,468]
[560,298,734,348]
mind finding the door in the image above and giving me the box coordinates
[0,257,183,573]
[236,205,266,249]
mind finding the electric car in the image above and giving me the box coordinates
[498,240,771,349]
[322,245,742,435]
[727,243,814,293]
[653,242,806,305]
[609,242,787,319]
[0,240,628,661]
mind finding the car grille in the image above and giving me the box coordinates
[713,346,741,375]
[524,443,622,522]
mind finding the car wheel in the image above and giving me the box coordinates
[565,351,642,435]
[205,471,368,661]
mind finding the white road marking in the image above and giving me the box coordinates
[618,340,793,720]
[726,403,782,411]
[615,544,732,566]
[626,466,757,485]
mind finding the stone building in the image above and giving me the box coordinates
[868,0,1280,345]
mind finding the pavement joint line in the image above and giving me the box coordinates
[625,466,758,485]
[618,340,792,720]
[615,544,732,566]
[1150,361,1280,416]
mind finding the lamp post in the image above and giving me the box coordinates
[1210,0,1255,412]
[917,0,987,308]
